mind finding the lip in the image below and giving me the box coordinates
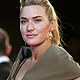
[26,34,37,38]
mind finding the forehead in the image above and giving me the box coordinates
[20,5,48,19]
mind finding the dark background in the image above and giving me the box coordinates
[0,0,80,63]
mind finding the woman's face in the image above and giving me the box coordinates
[20,5,52,46]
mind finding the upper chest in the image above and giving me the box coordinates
[15,58,37,80]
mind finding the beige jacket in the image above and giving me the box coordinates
[7,45,80,80]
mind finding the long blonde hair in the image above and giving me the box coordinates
[20,0,61,45]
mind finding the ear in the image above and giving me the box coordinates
[6,45,12,56]
[50,19,56,31]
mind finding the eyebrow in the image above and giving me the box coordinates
[33,16,42,19]
[20,16,42,20]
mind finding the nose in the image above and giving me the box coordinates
[27,21,34,32]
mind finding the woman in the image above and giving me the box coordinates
[8,0,80,80]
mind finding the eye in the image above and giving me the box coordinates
[34,19,41,23]
[20,20,28,24]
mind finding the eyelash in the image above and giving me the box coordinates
[20,20,28,24]
[34,19,41,23]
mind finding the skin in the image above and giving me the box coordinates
[20,5,55,60]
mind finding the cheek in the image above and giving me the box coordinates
[37,24,49,38]
[38,24,49,34]
[20,26,26,35]
[20,26,27,42]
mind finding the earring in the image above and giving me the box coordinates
[49,30,53,40]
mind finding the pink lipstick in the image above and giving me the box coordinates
[26,34,37,38]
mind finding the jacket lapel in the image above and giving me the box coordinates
[7,46,32,80]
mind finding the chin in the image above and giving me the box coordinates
[27,41,42,47]
[26,38,44,46]
[27,41,37,46]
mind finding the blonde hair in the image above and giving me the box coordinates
[20,0,61,45]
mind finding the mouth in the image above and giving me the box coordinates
[26,34,37,39]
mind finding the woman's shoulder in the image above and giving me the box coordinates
[48,45,70,57]
[49,45,80,77]
[49,45,77,63]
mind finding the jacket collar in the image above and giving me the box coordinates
[8,46,32,80]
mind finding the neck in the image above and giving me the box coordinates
[30,40,51,60]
